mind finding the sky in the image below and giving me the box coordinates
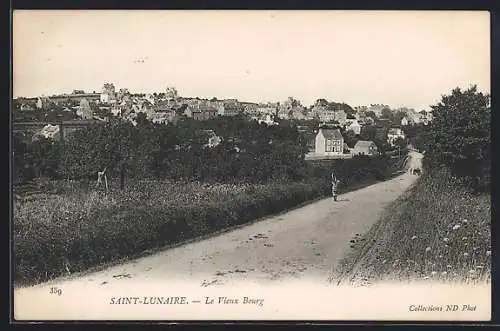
[13,10,490,110]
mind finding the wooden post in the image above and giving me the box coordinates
[96,166,108,192]
[104,173,108,192]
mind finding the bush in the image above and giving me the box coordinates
[415,85,490,191]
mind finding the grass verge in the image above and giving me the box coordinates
[335,167,491,286]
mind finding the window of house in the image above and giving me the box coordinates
[326,139,334,152]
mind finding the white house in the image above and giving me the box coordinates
[77,98,93,119]
[351,140,379,156]
[315,127,344,155]
[39,124,60,140]
[346,119,362,135]
[100,92,117,104]
[258,114,278,126]
[387,128,406,146]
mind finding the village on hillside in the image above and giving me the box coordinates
[12,83,434,160]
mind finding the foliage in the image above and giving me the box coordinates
[13,107,79,122]
[342,129,359,148]
[393,136,407,150]
[381,107,392,119]
[427,85,490,190]
[359,125,391,152]
[13,133,62,183]
[21,117,310,183]
[364,110,377,119]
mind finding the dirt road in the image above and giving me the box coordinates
[15,152,423,293]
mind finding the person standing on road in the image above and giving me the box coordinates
[331,172,340,201]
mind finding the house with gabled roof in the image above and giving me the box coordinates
[314,126,344,155]
[192,105,218,121]
[351,140,379,156]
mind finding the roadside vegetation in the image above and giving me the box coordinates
[337,85,491,285]
[13,115,406,286]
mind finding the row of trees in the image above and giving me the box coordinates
[13,116,310,186]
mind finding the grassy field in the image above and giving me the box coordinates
[338,167,491,285]
[13,154,407,286]
[13,178,328,286]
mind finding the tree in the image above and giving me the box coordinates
[166,87,179,100]
[135,112,150,127]
[103,83,116,94]
[315,99,328,107]
[118,88,130,98]
[392,110,407,125]
[13,133,33,183]
[381,107,392,119]
[365,110,377,119]
[344,129,359,148]
[393,136,407,150]
[427,85,490,188]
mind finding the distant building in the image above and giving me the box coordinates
[258,114,279,126]
[419,110,434,125]
[242,103,259,115]
[20,103,36,111]
[32,124,60,141]
[367,104,390,117]
[351,140,379,156]
[36,97,50,110]
[192,106,218,121]
[315,126,344,155]
[291,107,307,120]
[387,128,406,146]
[256,106,276,116]
[147,109,176,124]
[77,98,93,119]
[217,101,243,117]
[100,84,117,104]
[315,106,336,122]
[346,119,362,135]
[402,108,421,124]
[43,93,101,105]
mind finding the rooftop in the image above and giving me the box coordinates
[354,140,376,148]
[319,128,343,140]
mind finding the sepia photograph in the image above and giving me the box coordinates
[12,10,491,321]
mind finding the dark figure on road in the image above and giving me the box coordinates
[331,172,340,201]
